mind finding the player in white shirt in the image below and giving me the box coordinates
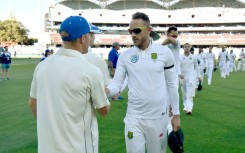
[241,54,245,71]
[162,26,181,76]
[106,12,180,153]
[190,47,198,97]
[162,26,181,134]
[228,50,237,73]
[195,47,206,83]
[29,16,110,153]
[179,43,201,115]
[237,49,245,71]
[218,47,228,78]
[205,46,216,85]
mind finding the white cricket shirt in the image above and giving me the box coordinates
[206,52,215,66]
[108,41,179,118]
[180,53,200,77]
[219,51,228,62]
[228,53,236,63]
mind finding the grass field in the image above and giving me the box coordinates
[0,58,245,153]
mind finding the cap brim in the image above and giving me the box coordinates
[90,24,102,34]
[150,31,160,41]
[91,29,102,34]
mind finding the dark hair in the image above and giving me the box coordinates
[190,47,194,52]
[167,26,177,33]
[132,12,150,26]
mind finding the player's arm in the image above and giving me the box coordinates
[213,54,216,65]
[106,54,127,97]
[99,58,111,86]
[162,37,178,46]
[90,68,111,117]
[217,53,221,65]
[29,97,37,119]
[178,55,184,79]
[29,66,38,119]
[164,49,180,131]
[194,57,201,82]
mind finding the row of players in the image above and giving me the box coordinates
[190,46,245,85]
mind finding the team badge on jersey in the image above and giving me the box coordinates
[151,53,158,60]
[130,54,139,63]
[128,131,133,139]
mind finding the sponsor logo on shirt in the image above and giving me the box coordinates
[130,54,139,63]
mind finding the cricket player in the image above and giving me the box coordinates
[29,16,110,153]
[241,55,245,71]
[228,50,236,73]
[218,47,228,78]
[195,47,206,83]
[205,46,216,85]
[237,49,245,71]
[162,26,181,134]
[179,43,201,115]
[106,12,180,153]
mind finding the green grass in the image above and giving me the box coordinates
[1,58,245,153]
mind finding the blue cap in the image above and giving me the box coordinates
[90,23,102,34]
[59,16,91,41]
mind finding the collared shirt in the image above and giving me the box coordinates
[180,54,200,77]
[219,51,228,62]
[30,48,110,153]
[108,41,179,118]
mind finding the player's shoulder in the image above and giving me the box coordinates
[120,46,137,57]
[152,43,172,54]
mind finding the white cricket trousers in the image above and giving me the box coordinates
[124,116,168,153]
[243,63,245,71]
[180,74,195,111]
[219,61,227,78]
[206,64,214,85]
[237,61,243,70]
[229,62,236,72]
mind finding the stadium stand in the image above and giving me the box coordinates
[46,0,245,47]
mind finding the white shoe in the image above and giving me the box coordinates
[183,108,187,112]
